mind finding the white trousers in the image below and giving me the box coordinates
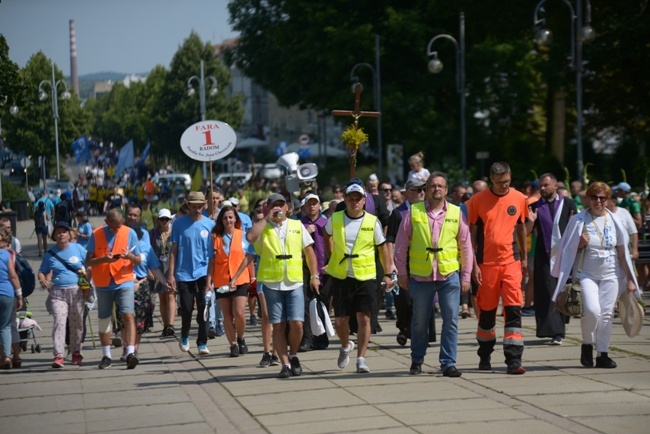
[580,277,619,354]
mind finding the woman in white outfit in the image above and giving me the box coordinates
[552,182,640,368]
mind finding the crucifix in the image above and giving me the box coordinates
[331,83,381,178]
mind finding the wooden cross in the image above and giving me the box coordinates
[331,83,381,178]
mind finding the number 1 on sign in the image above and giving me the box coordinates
[202,130,214,146]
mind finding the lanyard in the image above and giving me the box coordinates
[590,213,607,246]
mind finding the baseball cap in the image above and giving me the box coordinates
[345,184,365,196]
[158,208,172,219]
[187,191,205,203]
[227,197,240,206]
[300,193,320,207]
[267,193,287,205]
[615,182,631,193]
[221,200,233,208]
[405,178,426,189]
[54,221,71,231]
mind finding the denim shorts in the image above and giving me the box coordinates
[97,287,135,318]
[263,287,304,324]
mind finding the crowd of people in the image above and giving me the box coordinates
[0,151,644,379]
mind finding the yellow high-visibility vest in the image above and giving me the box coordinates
[255,219,303,283]
[409,202,460,277]
[327,211,377,281]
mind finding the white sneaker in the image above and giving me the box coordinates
[356,357,370,373]
[198,344,210,355]
[180,336,190,352]
[337,341,354,369]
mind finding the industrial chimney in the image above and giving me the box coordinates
[69,19,79,97]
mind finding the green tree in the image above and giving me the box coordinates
[7,52,90,169]
[0,34,26,148]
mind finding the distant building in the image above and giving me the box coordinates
[93,81,113,99]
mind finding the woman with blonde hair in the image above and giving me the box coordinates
[552,181,640,368]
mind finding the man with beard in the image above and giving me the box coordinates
[526,173,576,345]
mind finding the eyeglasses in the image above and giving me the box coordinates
[491,178,511,186]
[590,195,608,202]
[429,185,447,190]
[408,187,426,193]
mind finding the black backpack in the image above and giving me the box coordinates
[34,209,46,229]
[11,251,35,298]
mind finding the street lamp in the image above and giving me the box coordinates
[0,95,20,139]
[533,0,595,182]
[427,13,467,182]
[350,34,383,179]
[38,62,71,180]
[187,59,218,122]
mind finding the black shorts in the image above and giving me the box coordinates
[471,279,479,296]
[215,283,249,299]
[331,277,377,318]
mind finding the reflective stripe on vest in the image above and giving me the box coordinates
[212,229,250,287]
[327,211,377,281]
[92,225,134,287]
[409,202,461,277]
[255,219,303,283]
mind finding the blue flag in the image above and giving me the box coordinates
[71,135,91,163]
[115,139,135,175]
[136,140,150,166]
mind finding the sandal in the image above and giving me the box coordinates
[12,357,22,368]
[2,357,12,369]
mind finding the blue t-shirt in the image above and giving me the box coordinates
[77,222,93,248]
[86,226,141,290]
[39,243,88,287]
[170,215,215,282]
[35,197,54,218]
[133,238,161,278]
[238,212,253,233]
[0,249,14,297]
[217,232,257,256]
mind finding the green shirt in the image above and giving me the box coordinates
[620,197,641,216]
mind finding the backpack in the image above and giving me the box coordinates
[55,202,71,224]
[10,251,35,298]
[34,209,46,229]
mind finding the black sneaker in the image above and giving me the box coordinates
[259,352,272,367]
[278,364,291,378]
[581,344,594,367]
[478,357,492,371]
[161,326,168,337]
[229,344,240,358]
[443,366,462,377]
[126,353,140,370]
[290,357,302,376]
[208,328,217,339]
[409,362,422,375]
[237,337,248,355]
[166,326,175,337]
[270,354,280,366]
[595,353,617,369]
[98,356,112,370]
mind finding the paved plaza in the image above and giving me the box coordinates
[1,216,649,433]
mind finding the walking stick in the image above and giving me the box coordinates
[86,305,96,349]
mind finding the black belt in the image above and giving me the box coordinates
[276,255,293,260]
[339,253,359,265]
[426,247,443,261]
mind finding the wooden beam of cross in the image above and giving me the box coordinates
[331,83,381,178]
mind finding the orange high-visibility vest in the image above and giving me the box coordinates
[92,225,134,287]
[211,229,250,287]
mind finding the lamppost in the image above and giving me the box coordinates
[39,63,71,180]
[187,59,218,122]
[533,0,595,183]
[187,59,219,204]
[350,34,383,179]
[427,13,466,182]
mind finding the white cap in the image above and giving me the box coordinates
[227,197,239,206]
[158,208,172,219]
[300,193,320,207]
[345,184,365,196]
[221,200,233,208]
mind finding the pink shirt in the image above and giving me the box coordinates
[395,200,473,282]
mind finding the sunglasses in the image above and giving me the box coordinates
[408,187,426,193]
[381,188,392,193]
[590,195,608,202]
[159,217,171,222]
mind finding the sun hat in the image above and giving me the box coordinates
[618,292,643,338]
[187,191,206,204]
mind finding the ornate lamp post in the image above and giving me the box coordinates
[534,0,595,182]
[427,13,467,181]
[350,35,383,178]
[187,59,218,122]
[39,63,71,179]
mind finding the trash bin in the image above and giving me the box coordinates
[0,211,17,235]
[12,199,29,221]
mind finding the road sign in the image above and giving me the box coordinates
[298,134,311,146]
[180,120,237,162]
[21,157,31,168]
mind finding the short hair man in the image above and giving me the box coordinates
[247,193,319,378]
[395,172,472,376]
[86,208,142,369]
[616,182,642,229]
[467,162,529,375]
[324,182,394,374]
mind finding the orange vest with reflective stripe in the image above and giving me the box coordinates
[92,225,134,287]
[211,229,250,287]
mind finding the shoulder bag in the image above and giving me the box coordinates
[556,223,587,317]
[47,249,93,298]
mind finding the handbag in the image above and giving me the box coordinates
[556,225,587,317]
[47,249,93,298]
[309,295,335,337]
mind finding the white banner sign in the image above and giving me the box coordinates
[180,120,237,162]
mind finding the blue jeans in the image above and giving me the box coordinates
[0,295,15,357]
[410,273,460,370]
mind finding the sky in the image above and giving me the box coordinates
[0,0,238,76]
